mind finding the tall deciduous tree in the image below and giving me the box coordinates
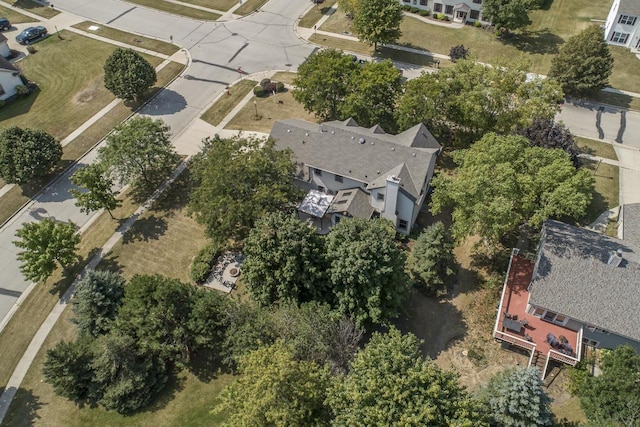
[325,217,408,328]
[352,0,403,49]
[98,116,178,190]
[70,163,121,218]
[430,133,594,249]
[579,345,640,426]
[342,59,402,131]
[485,367,553,426]
[293,49,359,121]
[72,269,126,338]
[14,219,80,282]
[189,135,299,243]
[328,328,489,426]
[517,119,580,167]
[337,0,359,16]
[103,48,156,101]
[243,212,328,306]
[0,126,62,184]
[406,221,456,295]
[43,336,98,404]
[549,25,614,95]
[482,0,539,34]
[396,59,562,144]
[213,341,331,427]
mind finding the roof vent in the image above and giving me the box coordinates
[607,249,624,267]
[371,141,375,145]
[377,170,380,174]
[391,147,395,151]
[412,153,416,157]
[287,129,291,133]
[305,133,309,136]
[331,131,335,134]
[359,138,365,144]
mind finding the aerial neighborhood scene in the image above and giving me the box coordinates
[0,0,639,424]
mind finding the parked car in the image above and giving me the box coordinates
[15,26,47,45]
[0,18,10,31]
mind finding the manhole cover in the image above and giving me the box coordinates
[285,63,292,67]
[231,32,238,36]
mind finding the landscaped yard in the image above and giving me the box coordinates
[201,79,257,127]
[576,136,618,160]
[72,21,180,56]
[582,160,619,224]
[4,0,58,18]
[298,0,337,28]
[181,0,236,12]
[0,4,37,24]
[125,0,221,20]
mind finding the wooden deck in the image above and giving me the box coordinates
[495,254,580,362]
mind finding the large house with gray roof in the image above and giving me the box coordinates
[494,215,640,378]
[604,0,640,50]
[270,118,441,234]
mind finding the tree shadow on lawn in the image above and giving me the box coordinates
[130,370,187,415]
[149,168,193,213]
[95,251,124,275]
[0,87,40,122]
[2,387,45,427]
[504,29,564,55]
[122,214,168,244]
[187,350,233,383]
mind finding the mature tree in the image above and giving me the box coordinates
[243,212,327,306]
[341,59,402,131]
[98,116,179,190]
[485,367,553,426]
[549,25,614,95]
[449,44,470,62]
[352,0,403,49]
[406,221,456,295]
[222,302,277,366]
[579,345,640,426]
[189,135,299,243]
[328,328,489,426]
[187,287,231,353]
[0,126,62,184]
[337,0,359,16]
[213,341,331,427]
[92,333,168,414]
[72,269,126,338]
[103,48,156,101]
[115,274,197,364]
[517,119,580,167]
[325,217,408,328]
[396,59,563,144]
[14,219,80,282]
[43,336,98,404]
[70,163,121,218]
[430,133,594,249]
[482,0,539,33]
[293,49,359,121]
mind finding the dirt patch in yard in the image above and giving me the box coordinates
[72,78,103,105]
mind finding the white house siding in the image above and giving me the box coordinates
[0,71,22,101]
[308,167,367,194]
[395,190,416,234]
[369,188,386,212]
[399,0,487,22]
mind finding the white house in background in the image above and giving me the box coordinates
[270,118,441,234]
[0,56,22,101]
[604,0,640,50]
[399,0,488,23]
[0,34,11,58]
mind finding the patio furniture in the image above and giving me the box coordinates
[503,316,524,333]
[546,333,559,348]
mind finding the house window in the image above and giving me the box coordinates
[444,4,453,14]
[582,337,600,348]
[533,307,545,316]
[317,185,325,192]
[335,175,343,183]
[618,14,637,25]
[314,168,322,176]
[403,0,410,2]
[419,0,427,5]
[433,2,442,12]
[611,32,629,44]
[587,325,611,335]
[470,9,479,19]
[398,219,408,230]
[472,0,481,3]
[538,310,568,326]
[377,193,384,201]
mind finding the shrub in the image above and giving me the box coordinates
[449,44,469,62]
[190,243,219,283]
[402,4,411,11]
[260,78,271,86]
[410,7,420,13]
[474,20,482,27]
[443,15,449,21]
[15,85,30,96]
[275,81,285,93]
[436,13,446,20]
[0,100,5,108]
[26,46,36,54]
[263,81,277,93]
[253,86,265,97]
[419,9,430,16]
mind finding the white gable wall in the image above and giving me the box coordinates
[0,70,22,101]
[605,0,640,49]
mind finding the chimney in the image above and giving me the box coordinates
[607,249,624,267]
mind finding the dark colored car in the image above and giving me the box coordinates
[15,26,47,45]
[0,18,10,31]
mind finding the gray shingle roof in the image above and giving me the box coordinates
[270,118,440,199]
[619,0,640,18]
[622,203,640,247]
[529,220,640,342]
[0,55,18,73]
[327,188,374,219]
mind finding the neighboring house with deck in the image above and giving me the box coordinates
[604,0,640,50]
[270,118,441,234]
[494,216,640,378]
[399,0,489,24]
[0,56,22,101]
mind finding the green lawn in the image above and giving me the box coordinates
[72,21,180,56]
[201,79,257,127]
[582,160,619,225]
[299,0,337,28]
[234,0,268,15]
[4,0,58,18]
[181,0,236,12]
[0,4,37,24]
[270,71,297,85]
[125,0,221,20]
[576,137,618,161]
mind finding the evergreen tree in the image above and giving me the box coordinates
[72,269,126,337]
[406,222,456,295]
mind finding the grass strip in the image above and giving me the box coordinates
[201,79,257,126]
[126,0,221,20]
[298,0,337,28]
[4,0,58,18]
[576,136,618,161]
[234,0,268,15]
[180,0,236,12]
[582,160,619,225]
[72,21,180,56]
[0,4,37,24]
